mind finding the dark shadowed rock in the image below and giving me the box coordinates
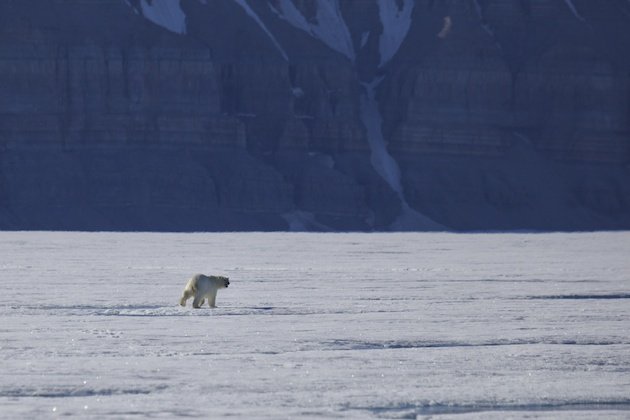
[0,0,628,231]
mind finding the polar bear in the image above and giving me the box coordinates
[179,274,230,308]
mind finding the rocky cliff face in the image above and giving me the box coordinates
[0,0,628,231]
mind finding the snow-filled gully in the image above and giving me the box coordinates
[563,0,587,22]
[377,0,415,68]
[129,0,440,229]
[233,0,289,61]
[272,0,438,229]
[270,0,355,61]
[137,0,187,35]
[359,79,441,230]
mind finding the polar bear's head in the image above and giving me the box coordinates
[215,276,229,288]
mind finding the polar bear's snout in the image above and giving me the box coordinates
[224,278,230,288]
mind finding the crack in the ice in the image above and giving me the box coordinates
[325,338,628,351]
[351,400,630,417]
[528,294,630,300]
[0,384,167,398]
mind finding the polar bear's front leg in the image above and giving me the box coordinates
[192,295,203,308]
[208,293,217,308]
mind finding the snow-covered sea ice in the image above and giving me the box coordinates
[1,232,629,418]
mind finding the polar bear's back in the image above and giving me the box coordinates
[191,273,206,283]
[187,273,227,291]
[185,273,206,292]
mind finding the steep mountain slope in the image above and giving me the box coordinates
[0,0,628,231]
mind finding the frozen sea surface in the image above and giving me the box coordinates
[1,232,629,419]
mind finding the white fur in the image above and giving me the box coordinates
[179,274,229,308]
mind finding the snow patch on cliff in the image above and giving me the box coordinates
[233,0,289,61]
[377,0,415,67]
[471,0,504,51]
[390,202,443,231]
[139,0,187,35]
[271,0,355,61]
[282,210,331,231]
[359,79,442,230]
[562,0,586,22]
[359,78,401,198]
[360,31,370,48]
[472,0,496,38]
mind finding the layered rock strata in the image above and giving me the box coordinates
[0,0,628,231]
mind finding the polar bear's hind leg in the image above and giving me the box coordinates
[180,277,199,307]
[179,288,194,307]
